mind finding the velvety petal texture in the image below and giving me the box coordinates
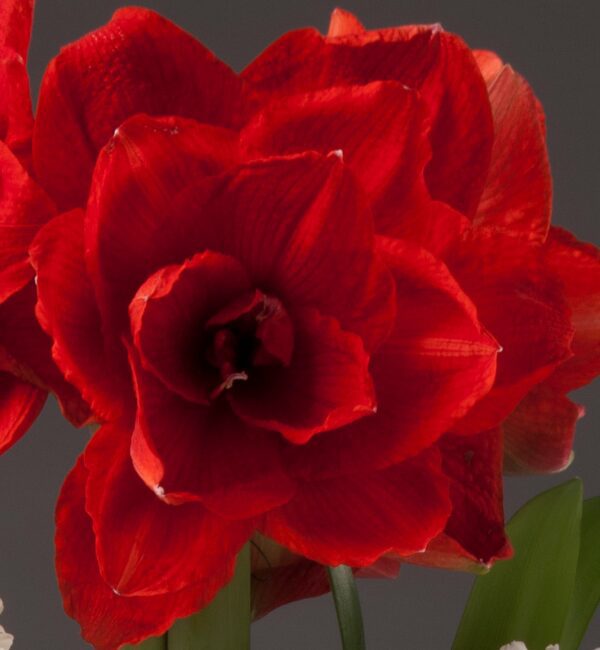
[13,5,594,642]
[33,7,243,209]
[263,448,451,567]
[56,457,245,650]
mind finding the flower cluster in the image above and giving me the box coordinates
[0,3,599,648]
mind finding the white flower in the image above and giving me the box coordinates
[0,600,13,650]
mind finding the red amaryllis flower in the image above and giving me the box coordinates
[0,0,88,454]
[24,5,599,646]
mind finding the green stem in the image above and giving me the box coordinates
[327,565,366,650]
[167,543,251,650]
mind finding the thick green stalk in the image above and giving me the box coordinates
[167,543,251,650]
[327,565,366,650]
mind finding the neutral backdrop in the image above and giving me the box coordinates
[0,1,598,648]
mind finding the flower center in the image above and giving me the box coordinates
[204,291,294,399]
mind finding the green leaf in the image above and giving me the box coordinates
[453,479,583,650]
[124,634,166,649]
[560,497,600,650]
[167,543,251,650]
[327,565,366,650]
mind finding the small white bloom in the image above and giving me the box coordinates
[0,600,14,650]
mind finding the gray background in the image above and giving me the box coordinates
[0,0,598,647]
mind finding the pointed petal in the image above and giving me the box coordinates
[328,9,365,37]
[263,448,451,567]
[243,25,493,216]
[167,153,395,352]
[230,307,375,444]
[449,231,574,434]
[243,80,467,254]
[56,457,243,650]
[473,53,551,241]
[86,114,239,338]
[84,422,253,597]
[33,7,243,209]
[286,238,498,479]
[407,428,512,571]
[504,385,581,474]
[0,372,45,454]
[0,0,33,60]
[130,356,297,519]
[30,209,131,421]
[0,141,54,301]
[0,282,90,425]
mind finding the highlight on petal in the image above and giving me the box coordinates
[56,457,244,650]
[83,422,253,597]
[0,372,46,454]
[263,448,451,567]
[473,51,551,241]
[33,7,243,209]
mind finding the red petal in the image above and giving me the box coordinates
[0,141,54,301]
[0,372,45,454]
[263,448,451,567]
[473,53,551,241]
[243,80,467,255]
[251,535,329,620]
[168,153,395,352]
[0,281,90,425]
[0,0,32,60]
[86,114,239,338]
[56,457,244,650]
[130,355,297,519]
[327,9,365,37]
[242,25,493,216]
[84,421,253,597]
[408,428,511,571]
[230,307,375,444]
[33,7,243,210]
[503,385,581,474]
[30,209,131,422]
[448,231,574,434]
[543,227,600,392]
[286,238,498,479]
[130,251,252,405]
[0,48,33,164]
